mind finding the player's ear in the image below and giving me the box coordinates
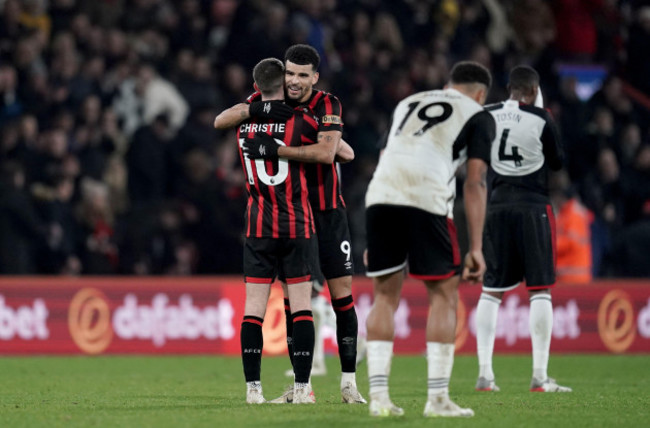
[253,82,260,92]
[531,85,539,99]
[312,71,319,86]
[475,87,487,105]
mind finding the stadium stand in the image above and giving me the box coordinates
[0,0,648,276]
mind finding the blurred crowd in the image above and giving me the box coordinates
[0,0,649,277]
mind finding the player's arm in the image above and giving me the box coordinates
[213,100,294,130]
[335,139,354,163]
[459,110,496,283]
[463,158,489,283]
[279,129,342,164]
[243,131,352,164]
[541,112,564,171]
[277,93,345,164]
[244,93,346,164]
[213,103,250,129]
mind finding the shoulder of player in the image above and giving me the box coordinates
[518,103,552,121]
[245,91,262,104]
[464,109,496,134]
[311,89,341,105]
[484,101,504,112]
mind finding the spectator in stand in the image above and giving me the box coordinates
[622,144,650,224]
[581,148,625,275]
[175,55,221,112]
[571,107,615,181]
[0,65,24,126]
[588,76,637,135]
[0,161,52,273]
[609,205,650,277]
[136,64,189,134]
[126,113,172,208]
[32,175,79,274]
[75,178,118,274]
[550,170,593,284]
[512,0,556,55]
[617,122,642,168]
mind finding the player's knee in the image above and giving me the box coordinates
[327,276,352,299]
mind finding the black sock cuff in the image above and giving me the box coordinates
[332,295,354,311]
[243,315,264,326]
[292,310,313,322]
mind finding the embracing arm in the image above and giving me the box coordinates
[335,139,354,163]
[276,129,342,164]
[213,100,294,130]
[213,103,250,130]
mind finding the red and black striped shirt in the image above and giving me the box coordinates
[237,106,314,239]
[247,90,346,211]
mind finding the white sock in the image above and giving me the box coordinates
[246,381,261,391]
[476,293,501,380]
[341,371,356,389]
[530,294,553,380]
[367,340,393,399]
[426,342,455,398]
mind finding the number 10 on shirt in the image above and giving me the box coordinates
[239,138,288,186]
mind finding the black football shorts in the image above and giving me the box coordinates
[365,204,461,279]
[312,205,354,280]
[243,237,316,285]
[483,203,556,291]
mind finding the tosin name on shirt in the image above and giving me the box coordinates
[239,123,286,134]
[494,111,522,123]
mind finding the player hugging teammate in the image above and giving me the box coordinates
[215,45,364,405]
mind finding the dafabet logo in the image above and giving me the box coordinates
[67,288,236,354]
[68,288,113,354]
[598,290,636,353]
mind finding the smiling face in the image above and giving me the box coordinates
[284,60,319,103]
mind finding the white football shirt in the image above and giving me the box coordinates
[366,88,492,217]
[485,100,562,202]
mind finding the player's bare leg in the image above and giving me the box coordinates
[328,275,366,403]
[475,289,504,391]
[366,270,404,417]
[529,289,571,392]
[422,276,474,417]
[242,282,272,403]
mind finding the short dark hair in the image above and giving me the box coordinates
[508,65,540,92]
[252,58,285,95]
[284,44,320,71]
[449,61,492,89]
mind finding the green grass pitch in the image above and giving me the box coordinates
[1,354,648,427]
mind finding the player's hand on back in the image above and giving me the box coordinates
[249,100,294,121]
[243,132,279,159]
[462,250,486,283]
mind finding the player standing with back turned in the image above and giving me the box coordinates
[474,65,571,393]
[364,61,496,418]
